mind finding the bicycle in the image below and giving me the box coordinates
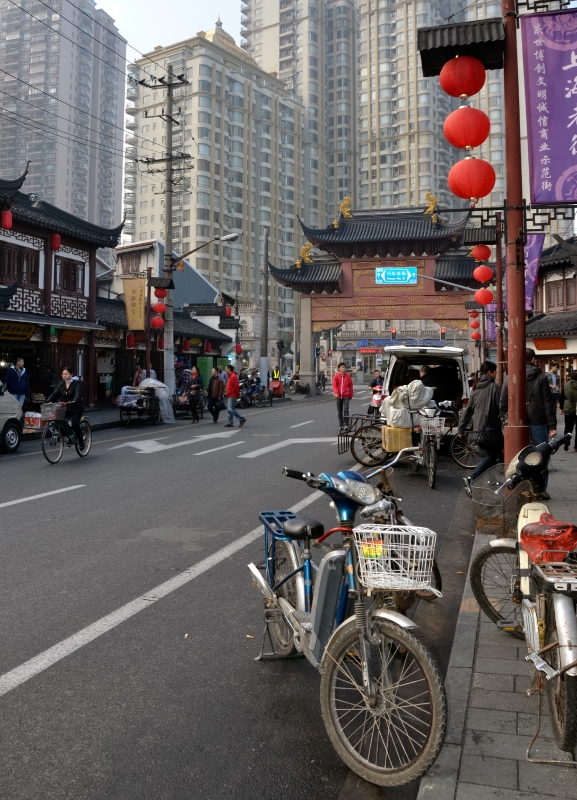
[40,403,92,464]
[253,385,273,408]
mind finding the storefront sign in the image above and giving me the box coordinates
[522,11,577,204]
[59,330,83,345]
[123,277,146,330]
[533,337,566,350]
[375,267,418,285]
[0,322,36,341]
[359,348,382,354]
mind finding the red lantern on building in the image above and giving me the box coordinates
[152,302,166,314]
[235,342,242,355]
[205,341,212,353]
[439,55,486,98]
[50,233,61,251]
[126,333,135,348]
[151,315,164,329]
[474,288,494,306]
[471,244,492,261]
[469,310,479,319]
[471,331,482,341]
[470,320,481,329]
[158,337,164,350]
[183,339,191,352]
[473,265,493,283]
[448,158,496,203]
[154,287,167,299]
[1,210,12,230]
[225,306,232,317]
[443,106,490,150]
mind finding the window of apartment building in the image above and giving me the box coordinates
[0,243,39,288]
[54,257,84,295]
[120,253,141,275]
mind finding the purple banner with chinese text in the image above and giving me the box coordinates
[521,11,577,204]
[524,233,545,310]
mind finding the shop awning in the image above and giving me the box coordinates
[0,310,106,331]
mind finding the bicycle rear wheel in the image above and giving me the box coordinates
[268,540,303,657]
[254,391,266,408]
[351,425,388,467]
[450,432,480,469]
[75,420,92,457]
[42,422,63,464]
[469,544,524,638]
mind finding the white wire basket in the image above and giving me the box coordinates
[419,416,445,437]
[40,402,66,421]
[353,524,437,591]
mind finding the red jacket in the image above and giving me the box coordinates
[225,371,240,399]
[332,371,354,399]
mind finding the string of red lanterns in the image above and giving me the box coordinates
[151,287,166,331]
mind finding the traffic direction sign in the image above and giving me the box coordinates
[375,267,418,285]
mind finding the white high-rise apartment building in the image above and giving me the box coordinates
[0,0,125,227]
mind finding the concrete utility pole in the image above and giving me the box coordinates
[162,64,175,394]
[260,227,269,384]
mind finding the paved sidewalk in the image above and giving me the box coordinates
[418,452,577,800]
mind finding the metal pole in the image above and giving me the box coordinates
[502,0,528,460]
[146,267,152,376]
[260,228,269,386]
[495,212,505,386]
[163,63,175,393]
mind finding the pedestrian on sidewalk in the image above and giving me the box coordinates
[4,357,30,406]
[218,366,228,386]
[207,367,225,424]
[187,366,204,424]
[548,363,560,411]
[332,362,354,429]
[500,348,557,498]
[458,361,503,496]
[560,369,577,452]
[368,369,383,416]
[224,365,246,428]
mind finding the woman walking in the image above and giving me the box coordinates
[187,366,204,424]
[457,361,503,496]
[560,370,577,451]
[207,367,224,424]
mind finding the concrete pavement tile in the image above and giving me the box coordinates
[518,760,577,798]
[466,707,517,734]
[416,743,460,800]
[459,754,518,790]
[446,667,473,745]
[463,729,573,762]
[447,613,478,670]
[514,674,535,694]
[469,689,540,715]
[476,657,533,676]
[476,644,520,661]
[517,712,553,738]
[472,672,515,693]
[456,782,575,800]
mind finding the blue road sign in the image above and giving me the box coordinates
[375,267,418,285]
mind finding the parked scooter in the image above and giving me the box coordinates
[247,449,446,787]
[471,434,577,752]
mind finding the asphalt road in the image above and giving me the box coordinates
[0,389,474,800]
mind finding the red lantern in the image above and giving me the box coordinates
[235,342,242,355]
[158,337,164,350]
[50,233,61,251]
[151,315,164,329]
[152,302,166,314]
[126,333,135,348]
[1,210,12,230]
[469,310,479,319]
[474,288,494,306]
[471,244,492,261]
[448,158,496,203]
[183,339,191,352]
[205,341,212,353]
[154,287,167,299]
[443,106,490,150]
[225,306,232,317]
[470,320,481,329]
[473,265,494,283]
[439,55,486,98]
[471,331,482,341]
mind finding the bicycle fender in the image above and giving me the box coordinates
[488,538,517,549]
[372,608,418,630]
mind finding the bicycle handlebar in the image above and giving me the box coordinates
[283,468,308,481]
[365,446,420,480]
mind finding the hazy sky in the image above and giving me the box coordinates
[100,0,243,58]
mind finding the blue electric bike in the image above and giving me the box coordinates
[248,451,446,787]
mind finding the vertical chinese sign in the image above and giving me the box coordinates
[524,233,545,310]
[522,11,577,204]
[123,277,146,330]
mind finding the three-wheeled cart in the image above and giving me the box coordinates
[117,386,162,426]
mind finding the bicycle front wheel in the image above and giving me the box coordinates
[470,544,523,638]
[427,441,437,489]
[450,432,481,469]
[75,420,92,457]
[42,422,63,464]
[320,617,446,786]
[254,392,266,408]
[351,425,388,467]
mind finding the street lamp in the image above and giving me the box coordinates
[172,232,241,265]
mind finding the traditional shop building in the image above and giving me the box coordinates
[0,170,123,405]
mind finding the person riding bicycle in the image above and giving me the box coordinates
[368,369,383,416]
[47,366,84,448]
[247,369,261,401]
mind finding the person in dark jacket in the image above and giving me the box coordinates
[458,361,502,494]
[207,367,224,424]
[47,366,84,447]
[187,366,204,424]
[560,370,577,452]
[4,357,30,406]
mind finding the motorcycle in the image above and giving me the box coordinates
[247,449,446,786]
[470,434,577,753]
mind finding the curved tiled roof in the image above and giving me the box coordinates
[539,237,575,270]
[526,311,577,338]
[269,257,342,294]
[418,19,505,76]
[96,298,232,341]
[434,251,483,291]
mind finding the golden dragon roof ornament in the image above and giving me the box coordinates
[295,241,314,269]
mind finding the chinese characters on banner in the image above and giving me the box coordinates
[122,277,146,331]
[521,11,577,204]
[524,234,545,310]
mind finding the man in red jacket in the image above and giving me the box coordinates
[332,362,354,429]
[224,365,247,428]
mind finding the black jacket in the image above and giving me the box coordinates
[47,378,84,410]
[499,364,556,429]
[458,373,501,434]
[187,374,204,396]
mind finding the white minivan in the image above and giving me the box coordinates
[382,344,470,408]
[0,382,23,454]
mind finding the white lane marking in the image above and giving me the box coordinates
[290,420,314,428]
[0,485,86,510]
[0,489,324,697]
[238,437,336,459]
[193,441,245,456]
[109,430,239,454]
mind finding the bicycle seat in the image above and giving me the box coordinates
[520,513,577,563]
[283,517,324,541]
